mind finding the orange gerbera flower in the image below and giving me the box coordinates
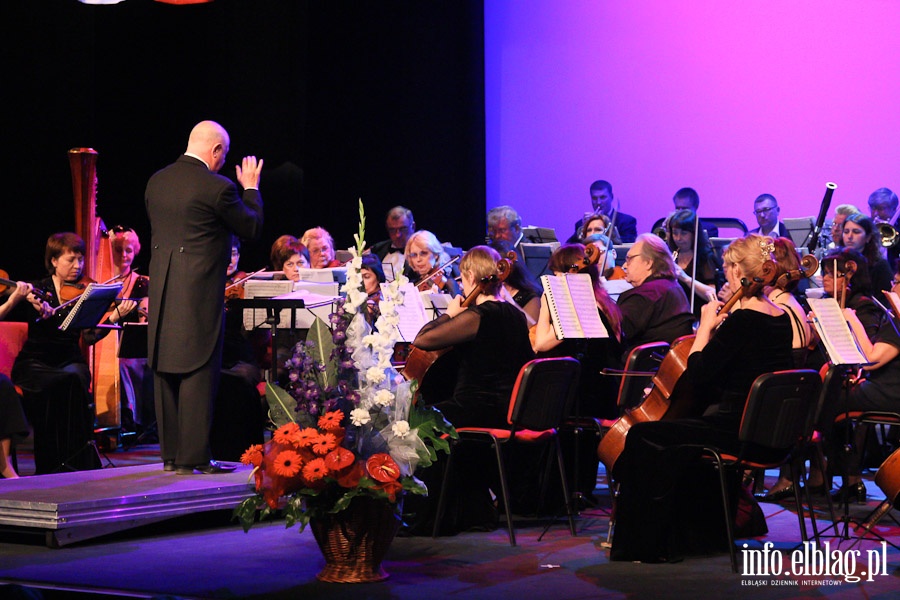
[273,422,302,446]
[324,447,355,471]
[318,410,344,431]
[296,427,319,447]
[302,458,329,482]
[272,450,304,478]
[310,432,338,455]
[240,444,264,466]
[366,453,401,482]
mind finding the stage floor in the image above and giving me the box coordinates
[0,462,253,547]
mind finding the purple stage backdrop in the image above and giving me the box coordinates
[485,1,900,241]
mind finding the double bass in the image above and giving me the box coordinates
[597,261,777,474]
[402,251,517,402]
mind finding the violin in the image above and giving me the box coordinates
[0,269,53,303]
[225,268,266,302]
[58,275,96,303]
[402,251,517,399]
[415,256,461,291]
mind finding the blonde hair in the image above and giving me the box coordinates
[460,245,503,296]
[111,229,141,255]
[722,234,774,296]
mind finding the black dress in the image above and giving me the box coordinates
[610,309,793,562]
[11,277,100,474]
[405,300,535,532]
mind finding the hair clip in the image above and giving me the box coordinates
[759,240,775,260]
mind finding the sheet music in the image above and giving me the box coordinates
[807,297,869,366]
[884,290,900,317]
[242,279,308,329]
[390,283,429,342]
[59,282,124,331]
[541,273,608,339]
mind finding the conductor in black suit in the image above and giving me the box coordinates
[571,180,638,243]
[145,120,264,475]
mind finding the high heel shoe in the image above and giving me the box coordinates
[757,484,796,503]
[830,482,867,505]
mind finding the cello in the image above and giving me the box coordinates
[598,260,777,474]
[402,251,517,402]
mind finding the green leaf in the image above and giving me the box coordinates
[356,198,366,256]
[307,317,337,389]
[233,495,264,533]
[265,382,296,429]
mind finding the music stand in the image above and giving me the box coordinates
[234,297,308,383]
[522,226,558,244]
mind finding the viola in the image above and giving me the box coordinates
[0,269,53,303]
[402,251,517,400]
[58,275,95,303]
[225,267,266,302]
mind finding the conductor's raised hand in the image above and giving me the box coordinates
[235,155,264,190]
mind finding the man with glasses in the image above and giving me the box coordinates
[368,206,416,281]
[616,233,694,359]
[749,193,789,238]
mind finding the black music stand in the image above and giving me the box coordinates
[234,297,307,384]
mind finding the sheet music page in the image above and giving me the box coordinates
[390,282,428,342]
[242,280,295,330]
[541,274,582,339]
[884,290,900,318]
[807,297,869,366]
[59,282,124,330]
[565,273,609,338]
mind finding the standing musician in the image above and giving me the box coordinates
[610,235,794,563]
[145,120,263,475]
[403,230,461,297]
[616,233,695,360]
[405,246,534,533]
[11,233,113,474]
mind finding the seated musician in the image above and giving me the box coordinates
[533,243,624,419]
[808,250,893,505]
[1,280,34,478]
[665,209,722,316]
[840,212,893,303]
[360,254,385,326]
[610,234,793,563]
[270,234,310,284]
[301,227,342,269]
[108,226,152,433]
[490,238,541,325]
[403,230,462,297]
[11,233,109,474]
[565,213,622,245]
[583,233,626,280]
[533,243,625,500]
[406,246,535,532]
[616,233,695,359]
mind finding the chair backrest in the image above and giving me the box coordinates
[815,364,850,426]
[704,217,749,236]
[0,321,28,378]
[738,369,822,451]
[507,357,580,431]
[617,341,669,412]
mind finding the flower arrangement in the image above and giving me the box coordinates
[234,200,456,533]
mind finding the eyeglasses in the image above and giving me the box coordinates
[387,226,410,235]
[753,206,777,215]
[624,253,640,263]
[407,251,432,260]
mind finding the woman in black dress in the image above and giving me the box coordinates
[611,234,793,562]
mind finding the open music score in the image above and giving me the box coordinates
[58,282,124,331]
[389,282,429,342]
[884,290,900,318]
[807,297,870,366]
[540,273,609,340]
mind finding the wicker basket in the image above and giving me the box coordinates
[309,495,402,583]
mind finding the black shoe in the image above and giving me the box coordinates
[830,482,867,505]
[175,460,237,475]
[163,460,175,472]
[757,484,796,503]
[804,482,828,497]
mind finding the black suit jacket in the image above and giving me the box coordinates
[145,155,263,373]
[368,238,404,261]
[749,222,790,239]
